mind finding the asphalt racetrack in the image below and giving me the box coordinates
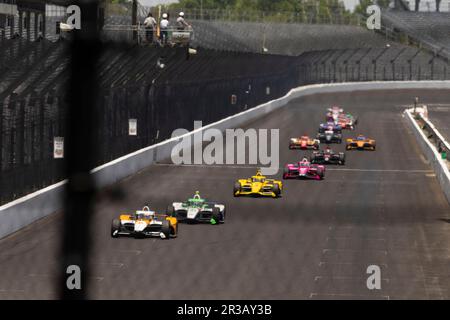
[1,89,450,299]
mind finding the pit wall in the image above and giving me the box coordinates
[404,107,450,204]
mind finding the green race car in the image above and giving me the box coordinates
[167,192,225,224]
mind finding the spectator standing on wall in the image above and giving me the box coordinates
[160,13,170,46]
[143,12,157,44]
[176,12,191,30]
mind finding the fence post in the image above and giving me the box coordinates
[18,100,25,169]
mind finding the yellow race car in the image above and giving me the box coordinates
[346,135,376,151]
[233,170,282,198]
[111,206,178,239]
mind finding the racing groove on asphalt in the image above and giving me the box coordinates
[0,89,450,299]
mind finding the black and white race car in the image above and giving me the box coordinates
[316,130,343,144]
[310,147,345,165]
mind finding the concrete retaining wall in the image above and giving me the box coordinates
[404,109,450,204]
[1,80,449,239]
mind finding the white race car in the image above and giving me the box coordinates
[167,192,225,224]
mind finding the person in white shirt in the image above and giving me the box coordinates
[160,13,170,45]
[143,12,157,44]
[176,12,190,30]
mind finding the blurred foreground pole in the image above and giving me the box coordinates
[132,0,137,40]
[60,0,101,300]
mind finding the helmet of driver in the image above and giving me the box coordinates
[162,13,168,19]
[179,12,185,17]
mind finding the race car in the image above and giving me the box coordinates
[289,136,320,150]
[344,113,358,125]
[111,206,178,239]
[234,170,282,198]
[337,113,358,130]
[167,191,225,225]
[327,106,344,114]
[319,122,342,133]
[326,106,344,122]
[346,134,376,151]
[310,147,345,165]
[317,130,342,144]
[283,158,325,180]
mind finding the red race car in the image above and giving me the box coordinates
[283,158,325,180]
[289,136,320,150]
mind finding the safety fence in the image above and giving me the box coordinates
[0,43,299,205]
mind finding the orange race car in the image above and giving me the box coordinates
[111,206,178,239]
[346,135,376,151]
[289,136,320,150]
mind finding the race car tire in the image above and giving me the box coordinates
[171,225,177,238]
[317,168,324,180]
[272,184,281,197]
[161,220,171,239]
[212,207,222,224]
[166,205,175,217]
[111,219,121,238]
[339,153,345,165]
[221,208,226,223]
[233,182,241,197]
[283,167,289,179]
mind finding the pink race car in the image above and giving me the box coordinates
[283,158,325,180]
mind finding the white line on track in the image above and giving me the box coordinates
[325,237,386,242]
[309,292,390,299]
[115,249,142,255]
[91,262,124,268]
[154,163,433,174]
[322,248,388,255]
[318,261,388,268]
[314,276,390,282]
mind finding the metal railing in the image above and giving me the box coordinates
[137,6,359,26]
[102,23,194,45]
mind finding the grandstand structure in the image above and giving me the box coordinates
[401,0,450,11]
[298,45,449,83]
[382,9,450,59]
[188,20,394,56]
[0,0,47,41]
